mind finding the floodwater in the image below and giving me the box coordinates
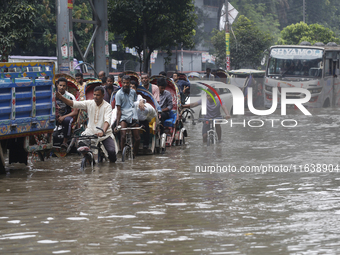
[1,108,340,254]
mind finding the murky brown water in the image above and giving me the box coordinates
[1,108,340,254]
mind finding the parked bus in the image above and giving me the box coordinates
[7,55,81,74]
[264,42,340,108]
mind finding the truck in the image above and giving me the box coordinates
[0,62,56,173]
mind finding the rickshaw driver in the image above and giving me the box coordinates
[116,75,141,157]
[182,93,230,143]
[56,86,117,163]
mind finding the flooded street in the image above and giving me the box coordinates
[1,108,340,254]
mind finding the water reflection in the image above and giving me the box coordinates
[0,108,340,253]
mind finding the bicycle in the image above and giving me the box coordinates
[198,118,218,146]
[115,125,145,162]
[74,127,109,170]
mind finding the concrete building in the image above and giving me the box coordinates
[147,0,220,75]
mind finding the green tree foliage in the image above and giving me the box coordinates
[12,0,100,63]
[211,15,273,69]
[0,0,36,61]
[23,0,56,56]
[278,22,340,45]
[108,0,197,73]
[229,0,340,40]
[230,0,281,39]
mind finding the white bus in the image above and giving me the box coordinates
[264,42,340,108]
[7,55,82,74]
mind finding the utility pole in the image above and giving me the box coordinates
[225,0,230,71]
[56,0,109,76]
[303,0,306,23]
[181,43,183,72]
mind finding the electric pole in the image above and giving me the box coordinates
[303,0,306,23]
[225,0,230,71]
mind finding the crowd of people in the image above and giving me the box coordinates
[55,68,229,162]
[55,71,182,161]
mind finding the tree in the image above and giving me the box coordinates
[13,0,102,62]
[211,15,273,69]
[22,0,56,56]
[0,0,36,61]
[278,22,340,45]
[108,0,197,73]
[230,0,281,39]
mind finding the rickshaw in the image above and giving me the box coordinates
[84,79,102,100]
[212,69,230,84]
[187,72,201,81]
[83,77,97,83]
[55,73,81,100]
[150,76,186,147]
[123,71,140,84]
[110,85,164,157]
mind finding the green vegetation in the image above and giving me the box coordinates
[2,0,340,70]
[278,22,340,45]
[0,0,36,61]
[108,0,197,73]
[211,16,273,69]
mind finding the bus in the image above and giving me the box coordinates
[264,42,340,108]
[7,55,82,74]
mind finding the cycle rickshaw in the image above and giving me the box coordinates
[150,76,187,147]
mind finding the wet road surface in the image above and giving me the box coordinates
[1,108,340,254]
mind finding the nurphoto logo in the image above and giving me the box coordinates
[195,82,312,128]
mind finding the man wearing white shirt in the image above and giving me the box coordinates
[204,68,215,80]
[56,86,117,163]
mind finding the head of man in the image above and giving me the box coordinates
[101,76,107,86]
[157,77,167,94]
[206,89,216,103]
[159,71,167,77]
[107,75,114,87]
[98,71,106,79]
[141,73,149,87]
[122,75,131,94]
[130,80,137,91]
[172,73,178,82]
[57,77,68,94]
[93,86,105,105]
[206,68,211,76]
[118,73,124,82]
[75,73,83,85]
